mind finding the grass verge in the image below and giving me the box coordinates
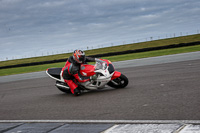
[0,34,200,67]
[0,45,200,76]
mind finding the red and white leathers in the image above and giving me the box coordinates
[62,56,95,95]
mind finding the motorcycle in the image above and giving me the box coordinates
[46,59,128,94]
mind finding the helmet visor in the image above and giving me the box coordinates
[79,55,86,63]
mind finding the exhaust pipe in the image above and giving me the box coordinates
[55,83,70,89]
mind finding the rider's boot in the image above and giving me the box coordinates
[65,79,81,96]
[73,87,81,96]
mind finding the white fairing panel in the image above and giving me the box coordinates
[80,68,114,90]
[60,70,65,82]
[46,70,62,82]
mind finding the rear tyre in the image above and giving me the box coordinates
[107,74,128,88]
[56,81,71,93]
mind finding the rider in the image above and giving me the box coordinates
[62,49,95,96]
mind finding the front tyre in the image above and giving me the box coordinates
[107,74,128,88]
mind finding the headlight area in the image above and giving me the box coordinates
[90,74,98,80]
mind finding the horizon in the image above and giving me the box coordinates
[1,33,199,62]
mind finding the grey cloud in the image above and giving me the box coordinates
[0,0,199,60]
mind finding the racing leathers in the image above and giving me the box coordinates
[62,56,95,95]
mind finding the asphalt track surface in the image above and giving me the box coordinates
[0,52,200,121]
[1,52,200,133]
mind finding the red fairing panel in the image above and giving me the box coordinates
[111,71,121,80]
[80,64,96,77]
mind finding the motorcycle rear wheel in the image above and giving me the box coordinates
[107,74,128,88]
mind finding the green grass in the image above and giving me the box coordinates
[0,62,65,76]
[0,44,200,76]
[105,44,200,62]
[0,34,200,67]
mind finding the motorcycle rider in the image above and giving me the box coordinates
[62,49,96,96]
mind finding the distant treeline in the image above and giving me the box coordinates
[0,41,199,69]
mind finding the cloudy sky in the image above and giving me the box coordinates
[0,0,199,61]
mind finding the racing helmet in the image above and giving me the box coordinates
[73,49,86,63]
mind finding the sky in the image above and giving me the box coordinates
[0,0,200,61]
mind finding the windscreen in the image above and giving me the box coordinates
[95,62,107,70]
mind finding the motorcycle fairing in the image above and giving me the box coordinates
[46,68,64,82]
[79,62,114,90]
[111,71,121,80]
[80,64,96,77]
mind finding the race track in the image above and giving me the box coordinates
[0,53,200,120]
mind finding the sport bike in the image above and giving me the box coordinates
[46,59,128,94]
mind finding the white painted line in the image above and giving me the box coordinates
[0,120,200,124]
[174,124,187,133]
[178,124,200,133]
[103,123,183,133]
[103,125,119,133]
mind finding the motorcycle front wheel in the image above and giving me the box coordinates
[107,74,128,88]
